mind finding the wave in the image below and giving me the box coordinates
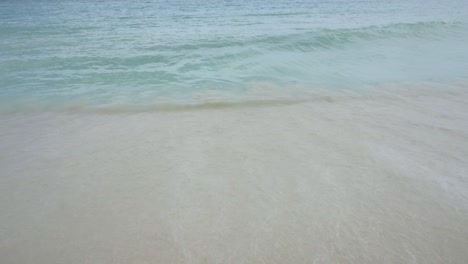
[3,21,465,74]
[145,21,466,52]
[242,12,311,17]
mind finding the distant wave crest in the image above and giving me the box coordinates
[145,21,466,53]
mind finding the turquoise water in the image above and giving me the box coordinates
[1,0,468,108]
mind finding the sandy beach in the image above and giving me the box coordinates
[1,85,468,263]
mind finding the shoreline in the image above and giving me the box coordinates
[1,80,467,114]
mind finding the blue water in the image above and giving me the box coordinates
[1,0,468,108]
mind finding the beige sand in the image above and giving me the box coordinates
[1,85,468,263]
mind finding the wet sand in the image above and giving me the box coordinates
[1,85,468,263]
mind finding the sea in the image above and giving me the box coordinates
[1,0,468,111]
[2,1,468,263]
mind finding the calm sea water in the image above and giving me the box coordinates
[1,0,468,108]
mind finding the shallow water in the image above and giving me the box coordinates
[1,0,468,108]
[1,85,468,263]
[1,1,468,263]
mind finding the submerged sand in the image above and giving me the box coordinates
[1,85,468,263]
